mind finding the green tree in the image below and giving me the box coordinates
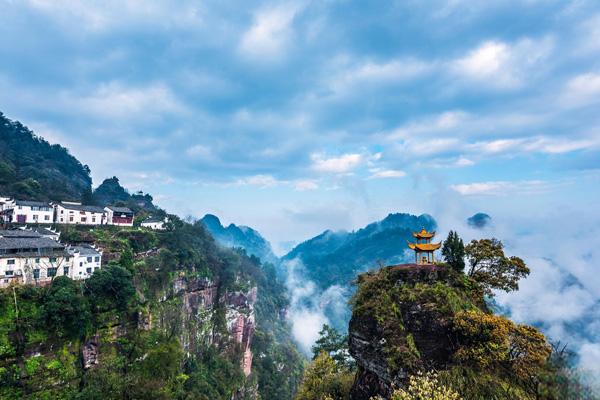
[41,276,91,339]
[119,246,135,271]
[464,238,530,295]
[312,324,353,370]
[84,264,135,312]
[295,352,353,400]
[441,231,465,273]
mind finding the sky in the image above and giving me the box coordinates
[1,0,600,379]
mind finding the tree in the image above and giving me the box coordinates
[119,246,134,271]
[464,239,530,295]
[312,324,353,370]
[295,352,354,400]
[41,276,91,339]
[441,231,465,273]
[84,264,135,312]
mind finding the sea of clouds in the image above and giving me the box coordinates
[282,209,600,389]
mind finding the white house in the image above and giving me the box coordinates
[0,196,14,211]
[54,202,106,225]
[0,230,72,287]
[67,245,102,280]
[141,216,166,230]
[105,206,134,227]
[0,200,54,224]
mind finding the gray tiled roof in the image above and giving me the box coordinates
[15,200,51,208]
[107,206,133,213]
[0,230,43,238]
[0,236,64,251]
[68,245,101,256]
[57,202,105,213]
[143,217,163,223]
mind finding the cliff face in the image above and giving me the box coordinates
[349,265,456,399]
[157,276,257,378]
[348,264,557,400]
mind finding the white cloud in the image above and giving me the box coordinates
[329,58,434,94]
[368,169,406,179]
[239,4,301,61]
[563,72,600,107]
[451,180,550,196]
[311,153,364,173]
[78,82,186,119]
[452,38,553,89]
[236,174,280,188]
[455,157,475,166]
[294,180,319,191]
[186,144,212,159]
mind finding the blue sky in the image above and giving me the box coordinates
[2,0,599,247]
[1,0,600,380]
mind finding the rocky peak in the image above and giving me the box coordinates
[348,264,471,400]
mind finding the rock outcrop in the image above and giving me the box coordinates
[348,264,464,400]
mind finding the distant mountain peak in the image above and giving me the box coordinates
[467,213,492,229]
[200,214,278,265]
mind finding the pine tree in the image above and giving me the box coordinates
[442,231,465,273]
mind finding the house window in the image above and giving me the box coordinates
[7,259,15,265]
[86,267,92,274]
[87,257,92,263]
[92,217,96,223]
[61,210,64,214]
[5,270,13,276]
[81,217,87,223]
[94,256,100,262]
[49,257,57,263]
[35,258,40,264]
[47,268,57,277]
[33,269,40,279]
[80,262,83,267]
[33,214,38,221]
[44,215,50,221]
[63,267,69,275]
[69,216,74,222]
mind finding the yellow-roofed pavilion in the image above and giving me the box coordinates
[408,228,441,265]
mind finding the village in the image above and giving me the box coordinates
[0,196,166,288]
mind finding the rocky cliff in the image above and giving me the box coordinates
[348,264,566,400]
[0,221,303,400]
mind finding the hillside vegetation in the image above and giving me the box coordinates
[0,112,92,201]
[0,220,303,399]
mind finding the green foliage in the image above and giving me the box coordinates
[0,111,92,201]
[312,324,353,370]
[41,277,91,339]
[295,352,354,400]
[465,239,530,296]
[83,264,135,312]
[442,231,465,273]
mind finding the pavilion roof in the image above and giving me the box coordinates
[408,242,441,251]
[412,228,436,239]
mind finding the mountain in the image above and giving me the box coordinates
[0,111,92,201]
[348,265,583,399]
[467,212,492,229]
[283,213,437,289]
[0,113,303,399]
[201,214,279,265]
[92,176,157,212]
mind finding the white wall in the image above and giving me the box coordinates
[10,205,54,224]
[0,255,73,287]
[55,205,105,225]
